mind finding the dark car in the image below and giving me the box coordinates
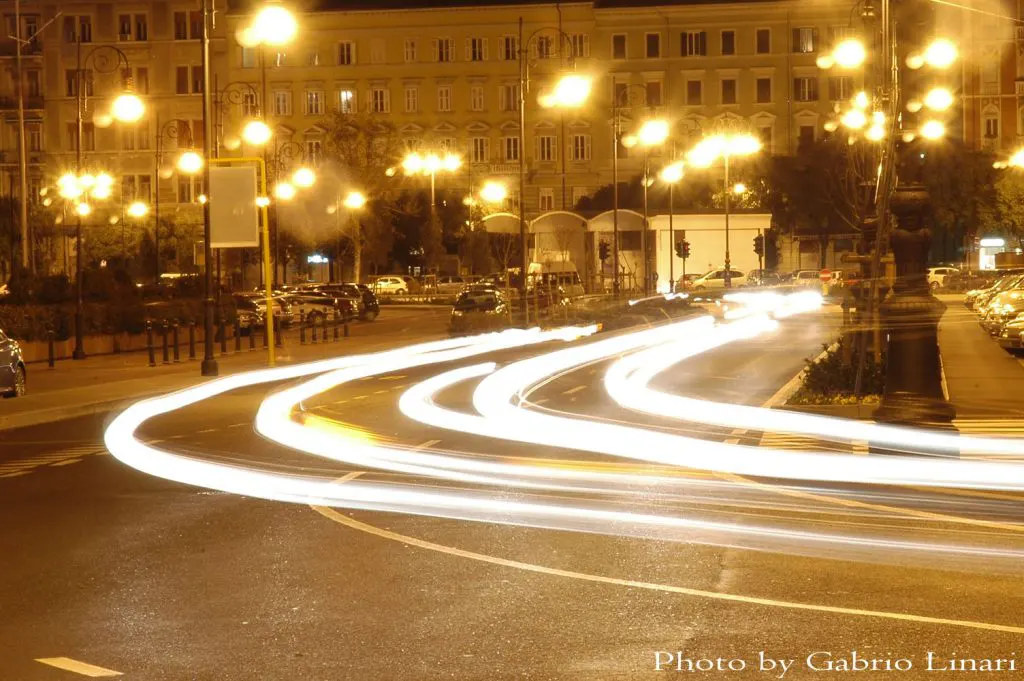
[281,293,355,323]
[315,283,379,320]
[0,327,26,398]
[450,289,510,335]
[745,269,783,287]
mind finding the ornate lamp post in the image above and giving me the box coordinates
[71,43,145,359]
[267,139,313,287]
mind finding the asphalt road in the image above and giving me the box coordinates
[3,304,1024,681]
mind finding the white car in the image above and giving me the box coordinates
[691,268,745,290]
[927,266,958,289]
[792,270,823,288]
[372,276,408,295]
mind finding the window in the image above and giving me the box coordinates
[67,122,95,152]
[571,134,591,161]
[681,31,707,57]
[305,90,325,115]
[173,11,187,40]
[793,27,818,53]
[241,91,258,117]
[721,78,737,105]
[438,137,456,152]
[686,80,703,105]
[27,124,41,152]
[756,77,772,103]
[985,114,999,138]
[569,33,589,58]
[64,69,77,97]
[612,34,627,60]
[756,28,771,54]
[645,81,662,107]
[503,136,520,162]
[571,186,589,207]
[338,41,355,65]
[175,66,189,95]
[62,16,75,42]
[122,126,136,151]
[613,81,628,107]
[499,83,519,112]
[370,39,386,64]
[135,14,148,41]
[758,124,773,150]
[24,15,37,39]
[469,37,487,61]
[405,86,418,113]
[25,69,40,98]
[646,33,661,58]
[828,76,853,101]
[306,140,323,166]
[241,47,256,68]
[274,90,292,116]
[536,35,554,59]
[178,176,202,203]
[404,39,417,63]
[80,16,92,42]
[63,15,91,42]
[371,87,390,113]
[470,85,484,111]
[538,135,556,162]
[437,85,452,112]
[137,121,151,150]
[828,25,855,43]
[189,11,202,39]
[798,125,816,148]
[539,188,555,211]
[307,50,320,67]
[471,137,490,163]
[793,76,818,102]
[721,30,735,55]
[338,89,355,113]
[435,38,454,63]
[191,65,203,94]
[118,14,131,40]
[500,36,518,61]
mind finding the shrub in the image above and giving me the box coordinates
[790,338,885,404]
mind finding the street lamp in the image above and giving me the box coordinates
[480,180,508,205]
[177,150,204,175]
[517,21,592,322]
[401,151,462,207]
[292,166,316,189]
[686,131,762,288]
[266,139,306,286]
[71,42,146,360]
[622,116,669,295]
[242,119,272,146]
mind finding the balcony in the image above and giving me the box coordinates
[486,163,520,175]
[0,96,44,110]
[0,40,42,57]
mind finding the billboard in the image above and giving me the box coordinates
[209,165,259,248]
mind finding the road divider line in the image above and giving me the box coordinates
[562,385,587,396]
[35,657,122,677]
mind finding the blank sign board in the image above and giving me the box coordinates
[209,165,259,248]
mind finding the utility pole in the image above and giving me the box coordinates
[14,0,29,273]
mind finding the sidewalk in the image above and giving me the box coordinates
[936,294,1024,420]
[0,307,449,432]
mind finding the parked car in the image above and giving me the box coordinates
[449,288,510,335]
[342,283,380,320]
[372,276,408,295]
[691,268,745,290]
[435,275,466,294]
[0,327,26,398]
[745,269,783,287]
[281,293,349,323]
[791,270,824,288]
[234,292,297,327]
[927,266,959,290]
[235,307,265,335]
[997,313,1024,351]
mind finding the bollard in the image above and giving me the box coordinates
[189,321,197,360]
[249,321,256,351]
[235,318,242,352]
[147,321,156,367]
[321,313,328,344]
[275,317,282,347]
[311,315,318,343]
[172,321,181,363]
[47,326,55,369]
[161,321,170,365]
[333,308,340,341]
[300,317,307,344]
[219,318,227,354]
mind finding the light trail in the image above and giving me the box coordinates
[103,291,1024,573]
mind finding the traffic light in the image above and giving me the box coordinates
[598,240,610,262]
[753,234,764,257]
[675,240,690,259]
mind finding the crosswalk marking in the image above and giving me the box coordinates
[758,431,868,455]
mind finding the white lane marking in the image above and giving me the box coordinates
[0,471,29,478]
[414,439,441,451]
[196,428,216,434]
[228,423,246,428]
[562,385,587,396]
[35,657,122,677]
[373,389,389,395]
[49,459,82,467]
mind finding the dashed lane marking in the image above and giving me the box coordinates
[35,657,122,677]
[562,385,587,396]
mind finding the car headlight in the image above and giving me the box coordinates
[452,310,463,317]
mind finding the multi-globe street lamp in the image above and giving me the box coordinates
[686,131,762,289]
[266,139,314,286]
[622,118,669,295]
[70,43,145,360]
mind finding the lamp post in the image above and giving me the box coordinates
[72,43,145,359]
[517,21,591,323]
[686,131,761,288]
[611,81,663,296]
[620,118,669,295]
[266,139,308,287]
[153,118,200,285]
[400,150,461,281]
[660,161,684,292]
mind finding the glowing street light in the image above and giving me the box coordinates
[75,202,92,217]
[542,74,592,109]
[111,90,145,123]
[242,119,272,145]
[342,191,367,210]
[127,201,149,218]
[479,180,508,204]
[833,39,867,69]
[1008,149,1024,168]
[400,151,462,207]
[91,184,112,200]
[637,119,670,147]
[660,162,684,184]
[841,109,868,130]
[920,119,946,140]
[923,87,954,111]
[249,4,298,46]
[274,182,297,201]
[733,182,747,194]
[923,38,957,69]
[853,91,870,110]
[292,166,316,188]
[177,151,204,175]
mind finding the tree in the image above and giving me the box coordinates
[993,171,1024,248]
[922,143,998,259]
